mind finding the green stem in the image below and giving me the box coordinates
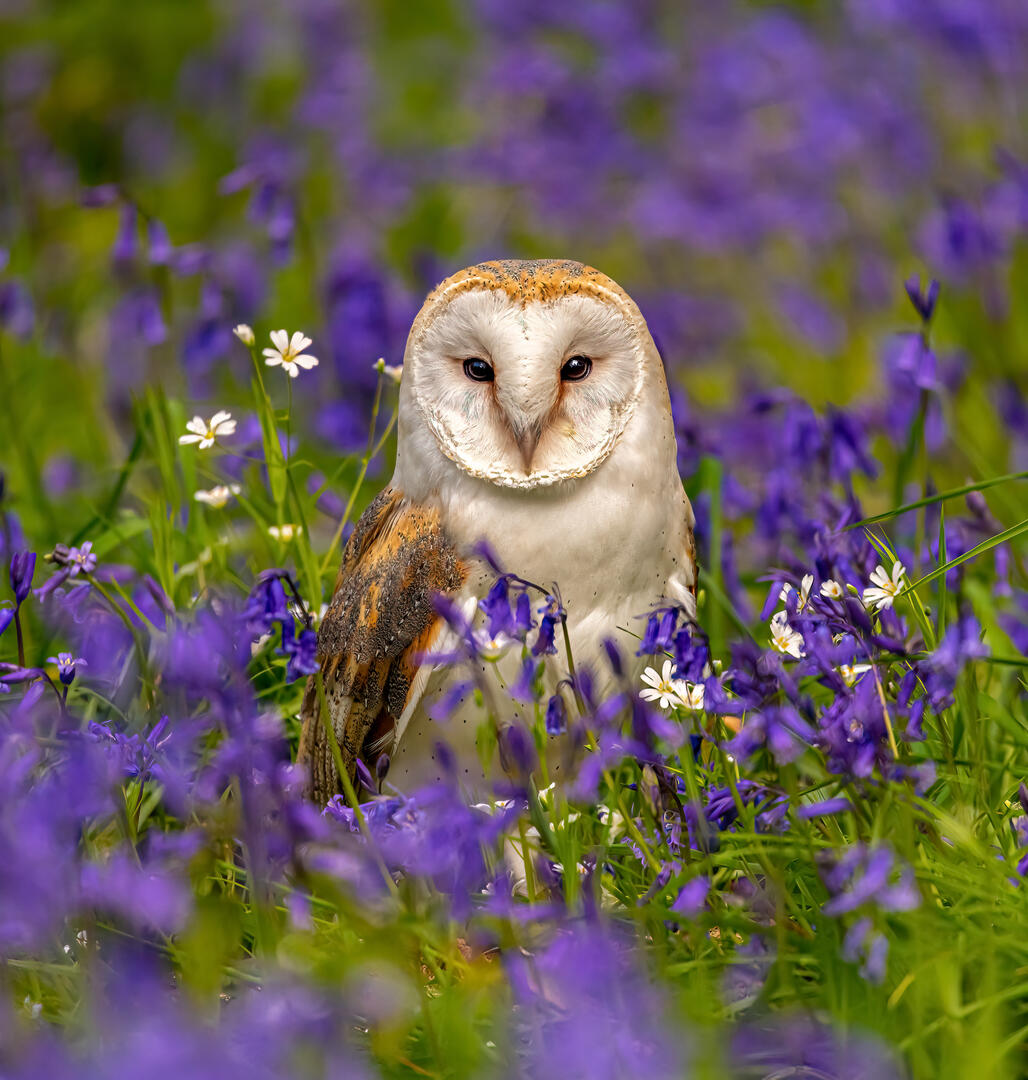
[319,385,396,577]
[14,609,25,667]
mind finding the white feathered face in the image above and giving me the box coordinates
[407,289,646,489]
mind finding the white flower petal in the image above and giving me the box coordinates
[270,329,289,352]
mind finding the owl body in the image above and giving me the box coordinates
[300,260,695,804]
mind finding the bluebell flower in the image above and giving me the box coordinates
[545,692,567,735]
[673,624,709,682]
[514,590,535,636]
[637,606,677,656]
[725,704,816,764]
[479,576,513,638]
[35,542,97,600]
[819,844,920,917]
[511,654,541,703]
[532,595,563,656]
[919,614,988,710]
[904,274,941,323]
[9,550,35,606]
[47,652,86,686]
[284,627,319,681]
[671,875,709,917]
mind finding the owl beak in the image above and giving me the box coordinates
[516,425,542,473]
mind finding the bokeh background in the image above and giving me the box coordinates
[3,0,1026,551]
[2,5,1028,1078]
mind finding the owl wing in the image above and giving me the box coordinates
[298,487,467,805]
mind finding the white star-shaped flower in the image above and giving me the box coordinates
[473,629,516,660]
[820,579,844,599]
[780,573,814,611]
[640,660,691,711]
[268,523,302,542]
[863,561,907,611]
[263,329,318,378]
[194,484,241,508]
[179,410,236,449]
[839,663,872,687]
[677,680,705,710]
[770,611,805,658]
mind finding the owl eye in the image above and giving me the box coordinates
[463,357,494,382]
[561,355,592,381]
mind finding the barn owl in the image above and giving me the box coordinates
[298,260,696,806]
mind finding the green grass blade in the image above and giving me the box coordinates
[901,518,1028,595]
[847,471,1028,529]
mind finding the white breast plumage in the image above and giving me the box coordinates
[299,259,696,804]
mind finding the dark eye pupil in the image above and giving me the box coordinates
[561,355,592,381]
[463,357,494,382]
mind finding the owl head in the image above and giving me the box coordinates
[397,260,669,490]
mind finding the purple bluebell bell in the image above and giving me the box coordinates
[35,541,97,601]
[671,874,709,917]
[47,652,86,686]
[637,606,677,656]
[673,624,709,682]
[532,595,562,656]
[9,550,35,605]
[111,203,138,264]
[479,576,513,637]
[514,589,534,637]
[819,844,920,916]
[919,613,988,710]
[284,627,319,682]
[545,692,567,735]
[842,915,890,983]
[904,274,941,323]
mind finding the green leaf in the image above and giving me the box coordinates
[847,471,1028,529]
[91,514,152,557]
[901,518,1028,594]
[252,376,287,507]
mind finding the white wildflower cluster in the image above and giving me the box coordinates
[766,558,908,662]
[639,659,704,712]
[181,326,322,515]
[194,484,241,509]
[863,560,907,611]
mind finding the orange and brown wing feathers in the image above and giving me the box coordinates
[298,488,466,805]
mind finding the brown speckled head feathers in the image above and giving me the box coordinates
[424,259,633,307]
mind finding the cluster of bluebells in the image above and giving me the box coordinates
[244,570,319,682]
[6,0,1028,473]
[818,844,921,983]
[2,2,1027,1072]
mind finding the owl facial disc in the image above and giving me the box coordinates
[403,260,650,490]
